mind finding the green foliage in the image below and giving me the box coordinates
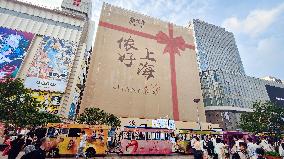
[239,101,284,133]
[77,107,121,127]
[0,78,61,127]
[265,151,280,157]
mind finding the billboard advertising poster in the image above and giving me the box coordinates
[0,27,34,80]
[265,85,284,107]
[81,3,206,122]
[68,88,80,119]
[25,36,77,92]
[31,91,62,114]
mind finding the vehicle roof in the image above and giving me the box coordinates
[123,126,173,132]
[46,123,109,129]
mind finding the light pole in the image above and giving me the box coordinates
[193,98,202,130]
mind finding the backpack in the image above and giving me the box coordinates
[24,145,36,154]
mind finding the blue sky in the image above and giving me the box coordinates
[21,0,284,80]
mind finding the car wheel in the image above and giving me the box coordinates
[85,147,96,158]
[49,148,60,158]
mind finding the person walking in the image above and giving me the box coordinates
[247,138,257,159]
[8,135,25,159]
[207,135,215,158]
[193,136,203,159]
[237,142,249,159]
[76,131,87,159]
[279,139,284,158]
[260,137,273,152]
[214,138,225,159]
[21,137,49,159]
[255,148,265,159]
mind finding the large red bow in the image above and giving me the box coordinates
[156,31,186,56]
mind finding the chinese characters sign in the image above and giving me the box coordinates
[0,27,34,80]
[116,36,156,80]
[25,36,77,92]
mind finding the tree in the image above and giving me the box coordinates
[0,78,61,127]
[239,101,284,133]
[77,107,121,127]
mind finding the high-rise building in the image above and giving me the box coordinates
[193,19,284,130]
[193,19,245,75]
[0,0,95,119]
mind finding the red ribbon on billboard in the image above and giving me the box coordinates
[99,21,195,121]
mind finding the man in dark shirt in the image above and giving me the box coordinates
[21,137,49,159]
[8,135,25,159]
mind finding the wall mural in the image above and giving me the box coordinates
[0,27,34,80]
[68,88,80,119]
[25,36,77,92]
[31,91,62,114]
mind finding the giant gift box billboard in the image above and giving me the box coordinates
[0,27,34,80]
[81,4,206,121]
[25,36,77,92]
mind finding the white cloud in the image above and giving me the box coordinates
[239,36,284,79]
[222,3,284,37]
[92,0,211,26]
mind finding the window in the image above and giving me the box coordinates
[61,128,69,134]
[47,127,55,137]
[151,132,160,140]
[122,132,131,140]
[160,132,165,140]
[138,132,146,140]
[146,132,152,140]
[68,128,81,137]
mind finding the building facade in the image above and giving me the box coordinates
[193,19,245,75]
[0,0,95,119]
[80,3,209,128]
[193,19,284,130]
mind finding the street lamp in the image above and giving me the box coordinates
[193,98,202,130]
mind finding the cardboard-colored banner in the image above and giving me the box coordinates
[81,3,206,122]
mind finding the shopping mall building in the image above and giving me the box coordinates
[1,0,283,130]
[0,0,95,119]
[193,19,284,130]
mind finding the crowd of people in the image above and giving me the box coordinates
[1,127,50,159]
[1,127,97,159]
[2,126,284,159]
[188,135,284,159]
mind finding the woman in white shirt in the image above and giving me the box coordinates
[279,140,284,157]
[214,138,225,159]
[193,137,203,159]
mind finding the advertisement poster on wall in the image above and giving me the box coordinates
[81,3,205,122]
[31,91,62,114]
[25,36,77,92]
[0,27,34,80]
[68,89,80,119]
[265,85,284,107]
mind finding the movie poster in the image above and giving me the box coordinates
[0,27,34,80]
[31,91,62,114]
[25,36,77,92]
[80,3,206,122]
